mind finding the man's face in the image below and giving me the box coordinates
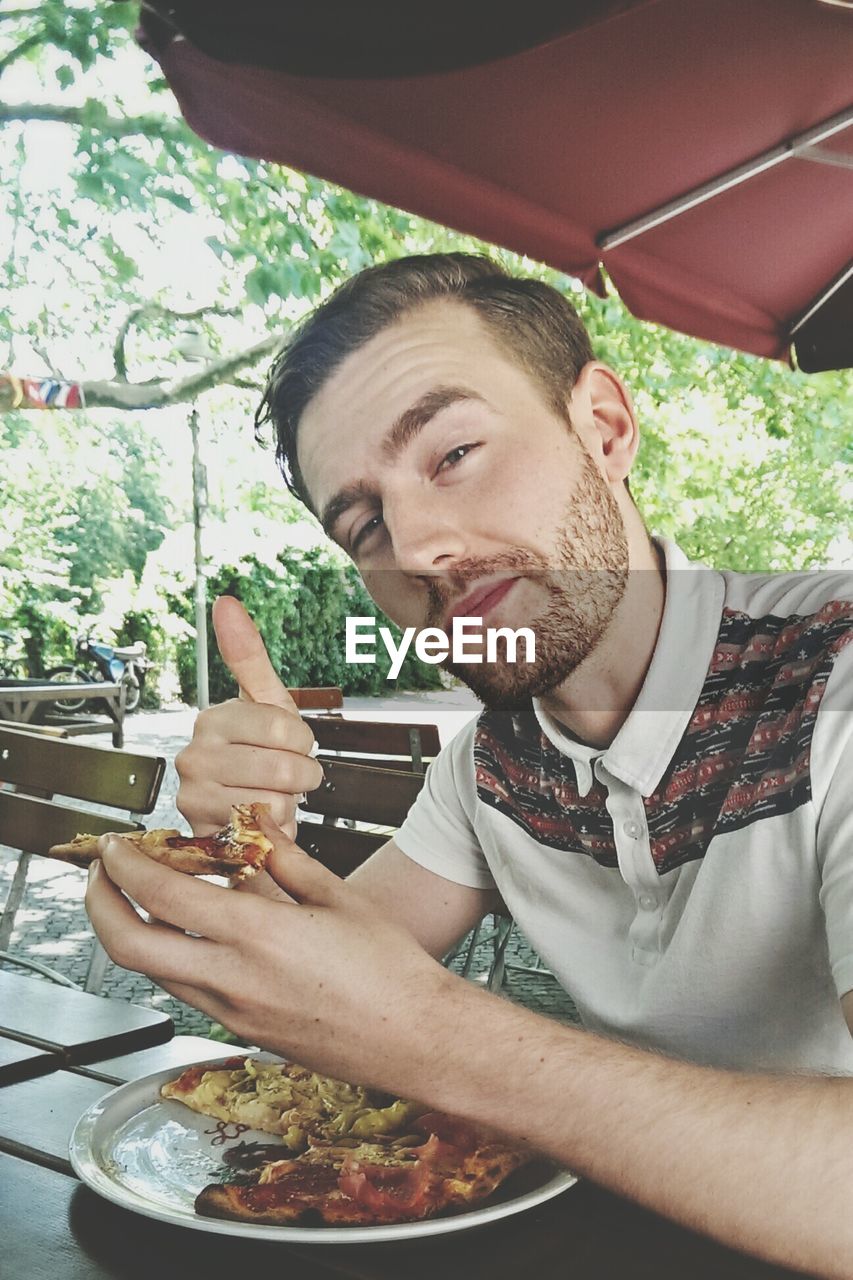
[298,301,630,709]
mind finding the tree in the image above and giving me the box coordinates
[0,3,849,690]
[0,3,424,410]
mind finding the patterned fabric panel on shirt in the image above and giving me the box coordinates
[474,599,853,876]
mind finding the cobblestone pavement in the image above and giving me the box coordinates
[1,698,579,1037]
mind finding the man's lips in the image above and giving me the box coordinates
[444,578,519,629]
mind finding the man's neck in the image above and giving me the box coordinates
[538,539,666,749]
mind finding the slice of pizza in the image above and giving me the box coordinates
[160,1056,424,1151]
[195,1139,442,1226]
[47,802,275,880]
[194,1121,531,1226]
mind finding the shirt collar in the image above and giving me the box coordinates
[533,538,725,798]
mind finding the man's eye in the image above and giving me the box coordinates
[438,443,478,472]
[351,514,384,553]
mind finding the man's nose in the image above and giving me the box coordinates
[385,494,468,573]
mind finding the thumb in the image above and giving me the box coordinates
[260,813,343,907]
[212,595,297,709]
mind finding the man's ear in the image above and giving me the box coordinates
[570,362,639,483]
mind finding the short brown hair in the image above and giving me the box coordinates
[255,252,595,511]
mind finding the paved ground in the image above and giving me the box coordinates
[1,695,579,1037]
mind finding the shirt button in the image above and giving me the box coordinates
[623,820,643,839]
[639,893,656,911]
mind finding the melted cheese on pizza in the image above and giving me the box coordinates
[162,1057,424,1151]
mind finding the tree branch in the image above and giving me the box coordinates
[112,302,241,381]
[0,102,187,143]
[30,339,65,381]
[0,30,44,77]
[83,333,282,410]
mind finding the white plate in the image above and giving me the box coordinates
[70,1057,577,1243]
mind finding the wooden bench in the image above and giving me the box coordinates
[0,726,165,992]
[0,680,126,748]
[295,715,440,877]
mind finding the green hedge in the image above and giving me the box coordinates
[172,546,443,704]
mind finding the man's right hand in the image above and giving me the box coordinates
[175,596,323,838]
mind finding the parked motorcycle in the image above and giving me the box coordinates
[46,635,151,714]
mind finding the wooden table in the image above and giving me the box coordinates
[0,1031,59,1084]
[0,971,173,1065]
[0,680,126,748]
[0,1020,817,1279]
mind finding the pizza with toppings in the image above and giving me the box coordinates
[160,1055,423,1150]
[160,1056,533,1227]
[47,802,274,880]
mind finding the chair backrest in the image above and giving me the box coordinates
[0,727,166,987]
[287,687,343,711]
[303,715,441,773]
[296,717,440,877]
[0,726,165,857]
[0,726,164,812]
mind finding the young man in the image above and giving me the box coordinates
[88,254,853,1276]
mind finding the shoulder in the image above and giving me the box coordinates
[718,565,853,622]
[714,567,853,689]
[714,569,853,808]
[419,714,479,802]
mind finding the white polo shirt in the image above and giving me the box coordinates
[396,541,853,1073]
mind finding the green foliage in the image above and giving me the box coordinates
[508,265,852,571]
[0,411,173,673]
[169,544,443,704]
[575,288,853,571]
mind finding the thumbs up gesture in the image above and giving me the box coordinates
[175,597,323,838]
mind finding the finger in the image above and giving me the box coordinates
[232,867,298,903]
[96,835,247,944]
[182,794,297,838]
[258,812,344,908]
[212,596,297,709]
[199,744,324,796]
[178,782,300,836]
[186,699,317,756]
[155,977,238,1026]
[86,859,220,984]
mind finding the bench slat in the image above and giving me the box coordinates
[304,716,440,756]
[296,822,387,875]
[0,791,142,859]
[0,727,164,812]
[302,759,424,828]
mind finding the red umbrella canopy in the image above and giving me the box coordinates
[138,0,853,370]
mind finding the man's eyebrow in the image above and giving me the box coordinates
[320,386,485,539]
[381,385,485,463]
